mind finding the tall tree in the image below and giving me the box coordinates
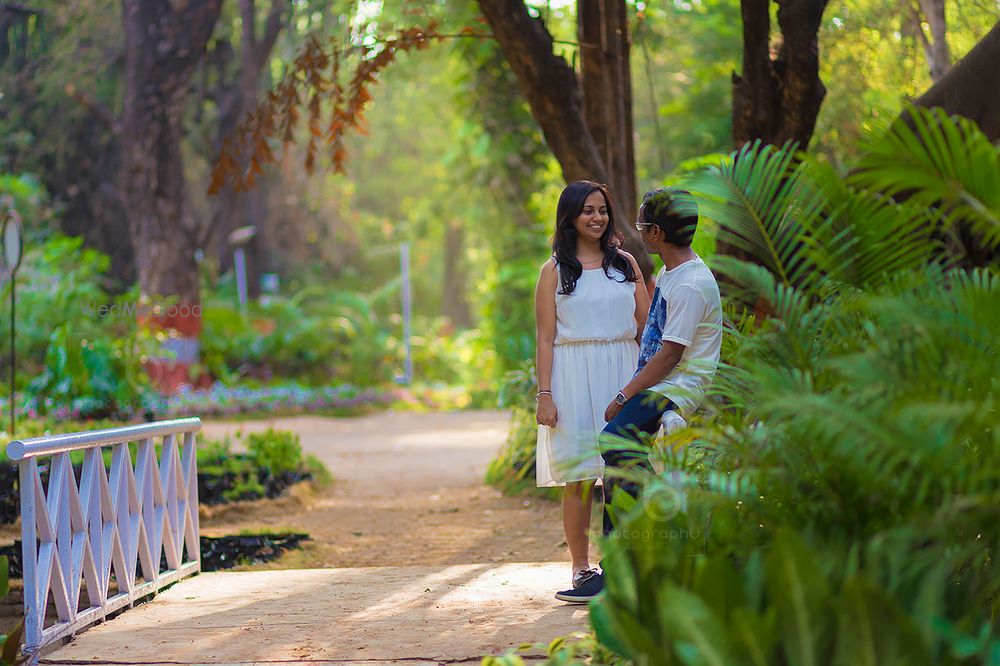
[904,19,1000,267]
[1,2,135,285]
[202,0,287,296]
[122,0,222,387]
[913,19,1000,142]
[579,0,636,234]
[912,0,951,82]
[732,0,831,149]
[477,0,652,277]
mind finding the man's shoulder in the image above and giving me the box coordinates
[661,259,711,287]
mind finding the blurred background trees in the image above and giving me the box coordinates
[0,0,997,412]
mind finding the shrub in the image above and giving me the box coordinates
[515,108,1000,664]
[485,363,559,500]
[247,429,303,477]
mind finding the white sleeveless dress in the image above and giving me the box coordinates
[536,263,640,487]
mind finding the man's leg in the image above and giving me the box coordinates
[555,392,676,603]
[600,391,676,536]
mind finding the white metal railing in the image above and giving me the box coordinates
[4,417,202,655]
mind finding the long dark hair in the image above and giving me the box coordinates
[552,180,638,294]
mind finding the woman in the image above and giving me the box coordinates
[534,180,649,594]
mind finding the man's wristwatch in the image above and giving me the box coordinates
[614,390,628,406]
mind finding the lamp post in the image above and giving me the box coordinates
[1,202,24,436]
[228,225,257,315]
[399,242,413,385]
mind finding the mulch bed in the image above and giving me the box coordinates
[0,533,310,578]
[0,463,310,521]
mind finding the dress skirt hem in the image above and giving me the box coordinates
[536,337,639,487]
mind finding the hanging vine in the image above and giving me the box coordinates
[208,20,443,195]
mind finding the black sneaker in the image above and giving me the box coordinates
[555,571,604,603]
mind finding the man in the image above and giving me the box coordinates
[555,187,723,603]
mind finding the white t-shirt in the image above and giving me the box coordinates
[635,256,722,416]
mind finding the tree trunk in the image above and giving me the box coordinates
[906,19,1000,267]
[442,219,472,329]
[579,0,637,227]
[122,0,222,390]
[207,0,286,298]
[732,0,830,149]
[913,20,1000,142]
[915,0,951,82]
[477,0,652,277]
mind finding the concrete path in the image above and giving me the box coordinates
[42,564,589,665]
[41,411,592,664]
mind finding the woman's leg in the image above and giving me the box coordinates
[563,479,597,574]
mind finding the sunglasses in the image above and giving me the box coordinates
[635,221,655,232]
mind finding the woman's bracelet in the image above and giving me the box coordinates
[536,390,553,399]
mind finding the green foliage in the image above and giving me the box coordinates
[485,364,558,499]
[200,287,400,386]
[4,226,495,418]
[0,173,58,242]
[539,109,1000,664]
[482,632,628,666]
[852,107,1000,251]
[0,233,154,418]
[198,430,328,503]
[633,0,742,184]
[0,556,24,666]
[200,285,494,389]
[812,0,998,166]
[247,429,303,477]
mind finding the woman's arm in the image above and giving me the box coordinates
[620,250,649,340]
[535,259,559,427]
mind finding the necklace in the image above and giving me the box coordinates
[580,255,603,265]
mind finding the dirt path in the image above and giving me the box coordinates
[199,410,594,574]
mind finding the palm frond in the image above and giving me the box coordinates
[851,105,1000,251]
[685,141,828,295]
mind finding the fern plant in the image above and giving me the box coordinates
[584,107,1000,665]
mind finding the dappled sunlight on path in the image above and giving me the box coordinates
[42,564,589,663]
[43,410,593,663]
[196,410,591,569]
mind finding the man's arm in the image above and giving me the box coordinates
[623,342,685,399]
[604,282,708,422]
[604,341,685,422]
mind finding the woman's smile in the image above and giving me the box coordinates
[574,190,610,240]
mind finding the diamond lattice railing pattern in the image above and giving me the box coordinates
[5,418,202,655]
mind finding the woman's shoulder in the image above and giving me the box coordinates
[539,256,558,277]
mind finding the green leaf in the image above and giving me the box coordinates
[0,618,23,666]
[832,577,933,666]
[693,554,744,620]
[765,530,833,666]
[730,607,778,666]
[588,597,636,660]
[658,582,743,666]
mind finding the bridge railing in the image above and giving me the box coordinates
[4,417,202,655]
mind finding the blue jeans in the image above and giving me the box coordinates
[599,390,676,536]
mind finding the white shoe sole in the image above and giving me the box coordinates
[554,591,598,603]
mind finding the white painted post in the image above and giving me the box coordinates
[400,241,413,385]
[19,458,40,652]
[233,246,248,313]
[5,418,203,656]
